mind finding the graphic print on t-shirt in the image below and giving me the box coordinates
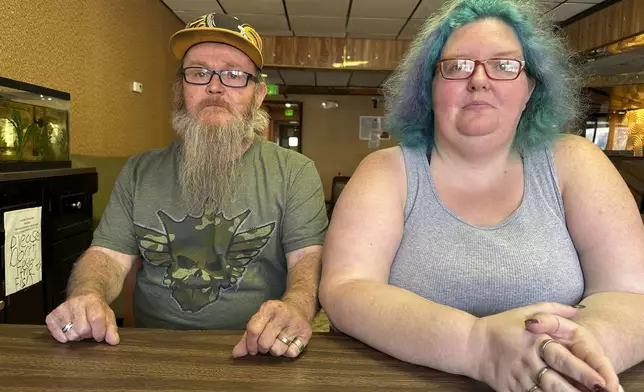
[134,209,275,312]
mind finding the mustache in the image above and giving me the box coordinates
[196,98,234,113]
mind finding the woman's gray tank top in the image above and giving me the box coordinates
[389,146,584,317]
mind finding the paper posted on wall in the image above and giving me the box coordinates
[368,131,381,149]
[3,207,42,296]
[359,116,383,140]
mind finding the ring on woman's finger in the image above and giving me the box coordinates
[539,338,558,359]
[536,366,550,385]
[276,334,291,345]
[527,385,540,392]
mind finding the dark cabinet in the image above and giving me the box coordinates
[0,179,46,324]
[47,231,93,313]
[0,169,97,324]
[49,173,95,241]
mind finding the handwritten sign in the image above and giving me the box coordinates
[4,207,42,296]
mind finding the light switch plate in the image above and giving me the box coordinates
[132,81,143,93]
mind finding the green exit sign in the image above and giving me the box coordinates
[266,84,279,95]
[285,108,294,117]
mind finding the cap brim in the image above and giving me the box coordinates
[170,27,264,69]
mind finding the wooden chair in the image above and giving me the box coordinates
[327,176,350,219]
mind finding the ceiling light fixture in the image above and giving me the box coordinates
[321,100,339,109]
[332,60,369,68]
[333,47,369,68]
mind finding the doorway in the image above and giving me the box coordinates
[262,101,303,153]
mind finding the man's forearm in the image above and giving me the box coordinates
[281,251,322,322]
[67,249,129,304]
[577,292,644,373]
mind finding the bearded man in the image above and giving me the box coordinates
[45,13,328,359]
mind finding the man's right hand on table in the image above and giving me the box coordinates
[45,292,120,345]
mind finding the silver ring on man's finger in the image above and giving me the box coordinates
[61,322,74,333]
[539,338,557,359]
[277,334,291,345]
[527,385,540,392]
[291,337,305,352]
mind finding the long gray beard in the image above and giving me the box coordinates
[172,100,269,214]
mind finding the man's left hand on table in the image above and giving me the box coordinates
[232,299,312,358]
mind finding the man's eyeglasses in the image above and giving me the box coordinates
[182,67,258,88]
[436,58,526,81]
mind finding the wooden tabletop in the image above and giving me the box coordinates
[0,325,643,391]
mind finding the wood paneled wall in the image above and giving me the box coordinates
[605,89,644,154]
[564,0,644,52]
[262,37,410,71]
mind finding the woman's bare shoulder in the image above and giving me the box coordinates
[551,134,611,192]
[340,146,407,212]
[356,146,405,176]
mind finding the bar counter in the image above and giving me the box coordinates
[1,325,644,391]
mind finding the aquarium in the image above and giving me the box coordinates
[0,76,71,172]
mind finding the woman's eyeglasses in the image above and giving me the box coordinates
[436,58,526,81]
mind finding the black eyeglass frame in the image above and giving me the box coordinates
[181,67,259,88]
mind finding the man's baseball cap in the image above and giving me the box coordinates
[170,13,264,70]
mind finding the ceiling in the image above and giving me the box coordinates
[265,38,644,90]
[161,0,616,91]
[263,68,390,88]
[584,46,644,77]
[263,45,644,90]
[583,32,644,78]
[161,0,608,40]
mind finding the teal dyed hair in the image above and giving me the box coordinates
[383,0,582,154]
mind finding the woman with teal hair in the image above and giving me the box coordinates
[320,1,644,391]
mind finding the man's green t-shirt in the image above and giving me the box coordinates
[92,137,328,329]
